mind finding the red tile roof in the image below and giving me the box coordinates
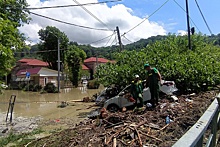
[18,58,48,66]
[16,67,42,76]
[82,64,89,70]
[84,57,110,63]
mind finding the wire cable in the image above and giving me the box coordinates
[26,0,121,10]
[14,49,66,54]
[194,0,212,34]
[73,0,113,31]
[122,0,170,36]
[173,0,200,32]
[30,11,111,31]
[122,35,133,43]
[89,32,116,44]
[105,31,116,46]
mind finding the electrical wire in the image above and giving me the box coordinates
[30,12,111,31]
[194,0,212,34]
[173,0,200,32]
[26,0,121,10]
[105,31,116,47]
[89,32,116,44]
[73,0,113,31]
[122,0,170,36]
[122,35,133,43]
[14,49,66,54]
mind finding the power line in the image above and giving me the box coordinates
[173,0,200,32]
[105,31,116,46]
[122,35,133,43]
[122,0,170,36]
[30,12,111,31]
[73,0,113,31]
[26,0,121,10]
[194,0,212,34]
[14,49,66,54]
[109,33,118,46]
[89,32,116,44]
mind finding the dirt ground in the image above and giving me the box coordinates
[3,90,220,147]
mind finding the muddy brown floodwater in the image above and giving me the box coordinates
[0,86,103,133]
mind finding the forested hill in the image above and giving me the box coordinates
[77,33,220,59]
[15,33,220,60]
[76,35,168,59]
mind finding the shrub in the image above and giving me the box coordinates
[87,80,100,89]
[95,34,220,93]
[18,83,26,90]
[44,82,57,93]
[33,84,42,92]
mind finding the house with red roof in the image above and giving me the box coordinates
[16,67,62,86]
[11,58,49,82]
[83,57,113,79]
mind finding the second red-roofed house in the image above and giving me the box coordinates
[83,57,112,79]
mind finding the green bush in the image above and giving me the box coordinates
[24,84,34,91]
[87,80,100,89]
[44,82,57,93]
[95,34,220,93]
[18,83,26,90]
[33,84,42,92]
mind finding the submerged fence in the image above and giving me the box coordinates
[173,94,220,147]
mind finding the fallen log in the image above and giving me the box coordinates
[139,131,162,142]
[113,137,117,147]
[134,127,143,147]
[159,123,170,131]
[106,126,128,145]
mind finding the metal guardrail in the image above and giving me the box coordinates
[173,94,220,147]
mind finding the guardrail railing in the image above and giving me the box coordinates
[173,94,220,147]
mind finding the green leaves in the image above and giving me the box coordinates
[65,45,86,87]
[95,34,220,93]
[0,0,29,77]
[38,26,69,70]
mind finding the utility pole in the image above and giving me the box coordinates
[185,0,191,50]
[57,38,60,92]
[116,26,123,52]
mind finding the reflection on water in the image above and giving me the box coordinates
[0,86,103,120]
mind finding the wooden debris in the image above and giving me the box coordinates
[26,90,218,147]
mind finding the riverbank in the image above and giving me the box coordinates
[1,90,218,147]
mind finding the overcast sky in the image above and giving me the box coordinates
[19,0,220,47]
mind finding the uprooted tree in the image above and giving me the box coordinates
[95,34,220,93]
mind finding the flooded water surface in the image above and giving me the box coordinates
[0,87,102,122]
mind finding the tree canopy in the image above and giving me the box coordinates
[95,34,220,93]
[38,26,69,70]
[65,45,86,87]
[0,0,29,76]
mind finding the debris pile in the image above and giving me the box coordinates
[27,91,217,147]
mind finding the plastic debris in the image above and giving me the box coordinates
[171,95,178,102]
[146,103,152,108]
[165,116,170,124]
[160,103,167,109]
[185,98,193,102]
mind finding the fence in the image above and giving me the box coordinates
[173,94,220,147]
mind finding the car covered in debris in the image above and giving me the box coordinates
[95,86,120,105]
[103,81,178,112]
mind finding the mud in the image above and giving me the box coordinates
[0,87,103,138]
